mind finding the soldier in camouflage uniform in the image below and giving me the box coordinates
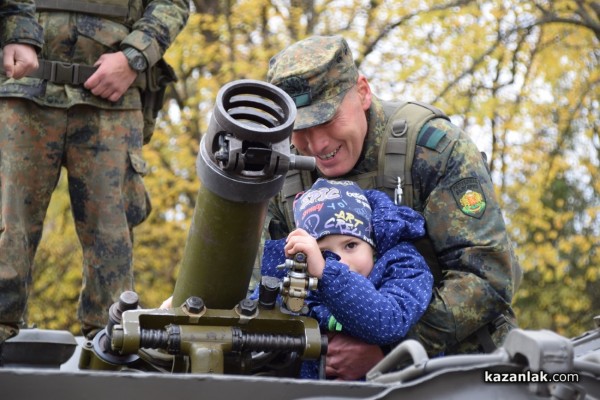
[0,0,189,345]
[0,0,43,79]
[0,0,44,347]
[264,35,522,380]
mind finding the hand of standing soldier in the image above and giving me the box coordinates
[284,228,326,278]
[2,43,39,79]
[84,52,138,102]
[325,332,384,380]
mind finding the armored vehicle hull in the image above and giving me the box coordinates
[2,323,600,399]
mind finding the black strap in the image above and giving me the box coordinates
[35,0,129,18]
[0,58,146,87]
[0,59,94,84]
[475,325,497,353]
[474,314,511,353]
[27,59,97,85]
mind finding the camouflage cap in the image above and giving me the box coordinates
[267,35,358,130]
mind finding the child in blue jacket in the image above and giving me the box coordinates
[259,178,433,379]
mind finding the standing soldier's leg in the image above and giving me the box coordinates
[64,106,147,337]
[0,100,66,343]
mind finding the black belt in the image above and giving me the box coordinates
[0,59,96,85]
[29,59,97,85]
[35,0,129,19]
[0,58,146,88]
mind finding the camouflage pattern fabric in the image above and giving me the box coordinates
[268,35,357,130]
[0,0,44,50]
[0,0,188,341]
[264,97,521,355]
[0,99,148,334]
[262,35,522,356]
[0,0,43,345]
[0,0,189,109]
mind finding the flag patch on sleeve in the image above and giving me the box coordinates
[451,178,487,218]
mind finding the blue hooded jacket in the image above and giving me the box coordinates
[258,189,433,378]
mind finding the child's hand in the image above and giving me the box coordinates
[285,229,325,278]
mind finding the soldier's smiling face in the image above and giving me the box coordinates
[291,77,372,178]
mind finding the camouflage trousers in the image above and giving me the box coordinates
[404,286,518,356]
[0,99,150,341]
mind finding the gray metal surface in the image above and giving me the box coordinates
[2,326,600,400]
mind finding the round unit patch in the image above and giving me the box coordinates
[451,178,487,218]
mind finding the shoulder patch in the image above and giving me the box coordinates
[417,124,447,150]
[451,178,486,218]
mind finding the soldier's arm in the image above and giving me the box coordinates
[120,0,190,68]
[408,118,520,354]
[0,0,44,51]
[0,1,43,79]
[85,0,189,102]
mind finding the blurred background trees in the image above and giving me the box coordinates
[30,0,599,338]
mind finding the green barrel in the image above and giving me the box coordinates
[172,80,314,309]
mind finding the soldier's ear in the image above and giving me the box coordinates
[355,75,372,111]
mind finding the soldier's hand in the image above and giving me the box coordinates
[84,52,137,102]
[326,332,384,380]
[2,44,38,79]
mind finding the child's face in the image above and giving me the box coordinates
[317,234,374,277]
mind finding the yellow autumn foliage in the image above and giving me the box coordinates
[26,0,598,340]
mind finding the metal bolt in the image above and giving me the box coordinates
[238,298,257,316]
[262,276,280,290]
[184,296,205,314]
[118,291,139,311]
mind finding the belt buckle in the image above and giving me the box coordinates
[51,62,77,84]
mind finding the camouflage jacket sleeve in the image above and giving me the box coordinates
[0,0,43,50]
[120,0,189,67]
[408,118,521,351]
